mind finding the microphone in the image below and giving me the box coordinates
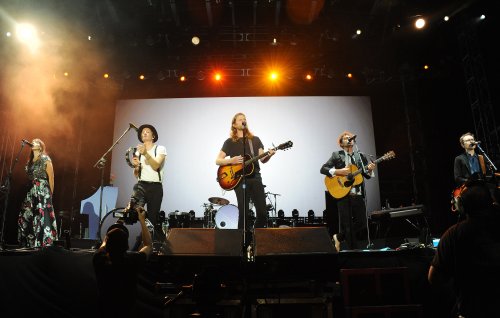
[241,121,247,128]
[22,139,34,147]
[471,141,481,145]
[347,135,357,142]
[129,123,139,131]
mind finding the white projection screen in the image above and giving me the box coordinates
[110,96,381,218]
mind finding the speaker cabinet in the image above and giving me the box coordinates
[254,227,336,256]
[163,228,244,256]
[160,228,244,284]
[252,227,337,282]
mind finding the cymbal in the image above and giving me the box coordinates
[208,197,229,206]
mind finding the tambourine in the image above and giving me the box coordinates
[125,147,139,168]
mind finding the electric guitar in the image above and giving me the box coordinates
[325,150,396,199]
[217,141,293,190]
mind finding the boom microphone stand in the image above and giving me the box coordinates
[475,142,498,172]
[241,123,248,258]
[352,140,374,249]
[0,140,29,250]
[93,123,138,241]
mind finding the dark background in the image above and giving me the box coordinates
[0,0,499,244]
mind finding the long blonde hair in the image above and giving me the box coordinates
[230,112,254,141]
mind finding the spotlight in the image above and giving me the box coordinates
[307,210,315,223]
[196,71,205,80]
[192,36,200,45]
[278,209,285,219]
[157,71,166,80]
[414,17,426,29]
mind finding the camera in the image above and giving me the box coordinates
[113,199,145,225]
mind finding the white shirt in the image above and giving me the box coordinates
[138,145,167,182]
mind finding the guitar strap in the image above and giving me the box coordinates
[478,154,486,175]
[248,139,255,157]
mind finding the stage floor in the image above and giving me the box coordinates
[0,243,453,318]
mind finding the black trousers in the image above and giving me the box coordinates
[234,173,268,230]
[130,181,164,241]
[337,194,368,249]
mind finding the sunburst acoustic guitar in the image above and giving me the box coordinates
[217,141,293,190]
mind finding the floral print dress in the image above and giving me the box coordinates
[18,154,58,247]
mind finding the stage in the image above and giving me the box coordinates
[0,228,453,318]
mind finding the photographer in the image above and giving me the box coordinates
[93,207,153,318]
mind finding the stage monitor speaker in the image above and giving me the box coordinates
[163,228,243,257]
[254,227,336,256]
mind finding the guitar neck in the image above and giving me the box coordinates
[351,156,387,176]
[244,150,272,166]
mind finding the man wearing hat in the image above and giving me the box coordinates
[128,124,167,245]
[93,207,153,317]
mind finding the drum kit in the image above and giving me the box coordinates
[203,197,239,229]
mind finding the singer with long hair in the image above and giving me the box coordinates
[215,113,276,235]
[18,138,58,248]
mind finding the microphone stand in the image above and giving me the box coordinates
[241,125,248,258]
[93,123,137,241]
[352,141,374,249]
[0,141,29,250]
[476,143,498,172]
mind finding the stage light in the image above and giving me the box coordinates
[196,71,205,80]
[305,73,313,81]
[192,36,200,45]
[213,72,222,81]
[292,209,299,219]
[347,73,353,78]
[414,17,426,29]
[103,73,109,79]
[307,210,315,223]
[157,71,166,80]
[6,32,12,37]
[479,14,485,20]
[278,210,285,219]
[268,71,279,81]
[179,75,187,82]
[444,16,450,22]
[423,65,429,70]
[16,23,40,52]
[64,72,69,77]
[139,74,146,80]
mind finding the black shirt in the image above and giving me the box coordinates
[221,136,264,174]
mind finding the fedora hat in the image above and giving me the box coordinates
[137,124,159,142]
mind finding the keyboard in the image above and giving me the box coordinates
[370,205,424,219]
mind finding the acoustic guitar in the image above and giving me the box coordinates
[325,150,396,199]
[217,140,293,190]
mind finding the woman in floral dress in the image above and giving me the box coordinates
[18,138,57,247]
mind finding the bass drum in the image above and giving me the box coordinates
[215,204,239,229]
[99,208,154,251]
